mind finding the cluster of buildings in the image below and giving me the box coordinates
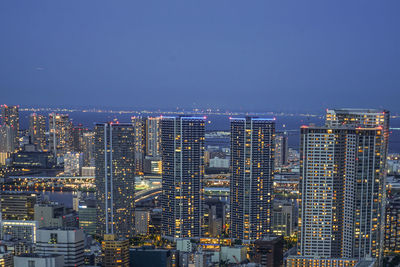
[1,106,399,266]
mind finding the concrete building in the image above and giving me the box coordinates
[252,236,283,267]
[230,117,275,241]
[78,199,96,236]
[64,152,83,176]
[48,113,72,158]
[95,123,135,238]
[272,200,295,237]
[209,157,229,168]
[274,132,288,169]
[0,219,38,243]
[384,195,400,254]
[82,132,95,167]
[1,104,19,153]
[14,253,64,267]
[0,193,36,220]
[297,109,389,261]
[135,209,150,235]
[35,228,84,267]
[29,113,46,151]
[102,234,129,267]
[132,116,146,175]
[0,251,13,267]
[34,203,77,228]
[161,117,205,239]
[146,117,161,158]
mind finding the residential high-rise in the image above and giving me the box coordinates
[101,234,129,267]
[161,116,205,239]
[146,117,161,158]
[71,124,88,153]
[29,113,46,151]
[1,104,19,152]
[132,116,146,175]
[384,195,400,254]
[230,117,275,241]
[274,132,288,169]
[95,123,135,238]
[82,132,95,167]
[64,152,83,176]
[297,109,389,261]
[48,113,72,157]
[35,228,84,267]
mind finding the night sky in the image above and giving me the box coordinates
[1,1,399,112]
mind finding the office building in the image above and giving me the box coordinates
[135,209,150,235]
[132,116,146,175]
[272,200,295,237]
[11,151,55,169]
[0,251,13,267]
[14,254,64,267]
[101,234,129,267]
[95,122,135,238]
[34,203,78,228]
[64,152,83,176]
[29,113,46,151]
[161,116,205,239]
[252,236,283,267]
[230,117,275,241]
[0,219,38,243]
[1,104,19,153]
[298,109,388,261]
[274,132,288,168]
[48,113,72,157]
[146,117,161,157]
[78,199,97,236]
[0,193,36,220]
[130,247,179,267]
[36,228,84,267]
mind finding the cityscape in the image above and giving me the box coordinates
[1,1,400,267]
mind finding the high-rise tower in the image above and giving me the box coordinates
[1,104,19,152]
[29,113,46,151]
[230,117,275,241]
[161,116,205,239]
[95,123,135,238]
[49,113,72,157]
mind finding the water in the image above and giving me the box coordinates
[20,111,400,153]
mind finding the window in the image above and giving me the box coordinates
[28,260,35,267]
[49,233,58,244]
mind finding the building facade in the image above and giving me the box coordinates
[95,123,135,238]
[230,117,275,241]
[48,113,72,157]
[1,105,19,153]
[161,117,205,239]
[29,113,46,151]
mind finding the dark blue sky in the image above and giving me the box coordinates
[0,1,399,112]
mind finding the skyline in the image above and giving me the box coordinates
[1,1,400,112]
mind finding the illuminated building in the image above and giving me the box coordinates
[161,116,205,239]
[48,113,72,157]
[1,104,19,153]
[36,228,84,267]
[384,195,400,254]
[0,193,36,220]
[0,219,38,243]
[29,113,46,151]
[82,132,95,167]
[135,208,150,235]
[64,152,83,176]
[274,132,288,169]
[230,117,275,241]
[272,200,295,237]
[101,234,129,267]
[95,123,135,238]
[146,117,161,157]
[0,250,13,267]
[132,116,146,175]
[285,256,371,267]
[71,124,88,152]
[78,199,96,236]
[299,124,387,260]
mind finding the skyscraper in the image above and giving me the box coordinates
[146,117,161,158]
[274,132,288,169]
[161,116,205,239]
[1,104,19,152]
[95,123,135,238]
[48,113,72,157]
[230,117,275,241]
[296,109,389,261]
[132,116,146,175]
[71,124,88,153]
[29,113,46,151]
[82,132,95,167]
